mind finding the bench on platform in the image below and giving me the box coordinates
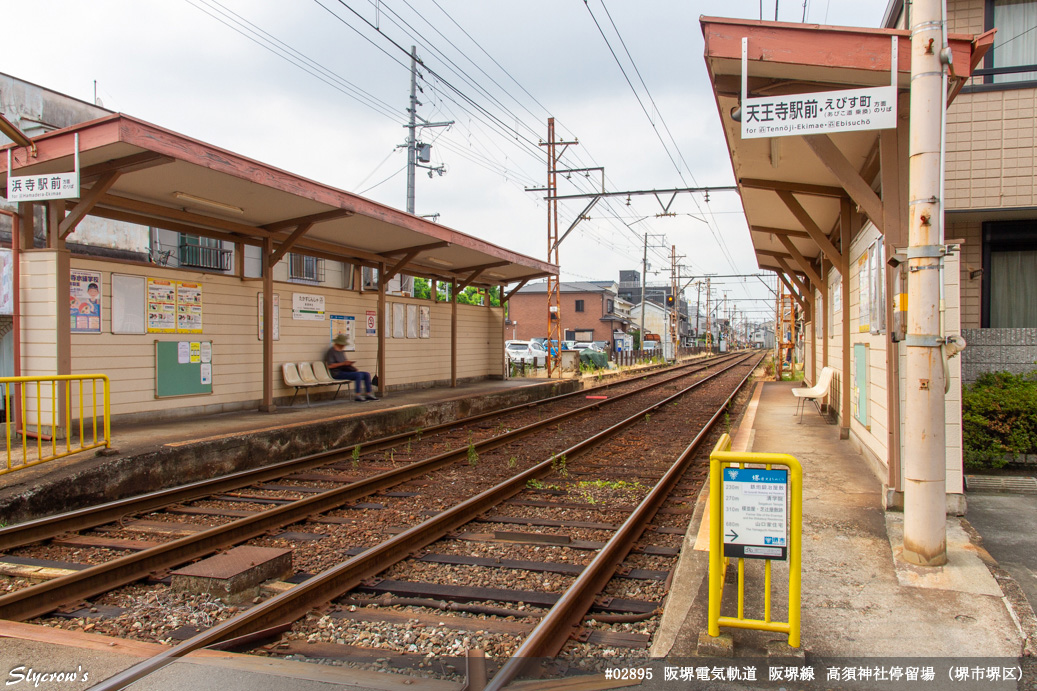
[282,362,350,407]
[792,366,835,423]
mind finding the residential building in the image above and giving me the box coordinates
[509,281,628,345]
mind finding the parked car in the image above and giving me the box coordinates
[505,340,546,367]
[591,341,610,352]
[572,341,595,351]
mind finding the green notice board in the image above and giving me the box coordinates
[155,340,213,398]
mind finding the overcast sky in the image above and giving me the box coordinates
[2,0,890,325]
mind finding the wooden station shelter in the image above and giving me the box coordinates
[0,113,555,422]
[700,17,993,511]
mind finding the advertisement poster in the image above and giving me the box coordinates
[257,293,280,341]
[69,269,102,334]
[0,249,12,316]
[330,315,356,351]
[419,305,430,339]
[366,310,376,336]
[407,304,418,339]
[177,282,203,333]
[147,279,177,333]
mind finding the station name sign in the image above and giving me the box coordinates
[741,85,897,139]
[5,133,82,202]
[723,467,788,560]
[740,35,899,139]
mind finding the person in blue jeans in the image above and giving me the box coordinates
[325,334,378,401]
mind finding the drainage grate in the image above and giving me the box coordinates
[966,475,1037,494]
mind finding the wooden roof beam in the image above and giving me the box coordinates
[380,248,427,289]
[379,241,449,258]
[503,279,529,303]
[79,152,174,185]
[740,178,845,198]
[268,222,315,268]
[801,134,884,232]
[98,193,274,238]
[262,209,354,232]
[774,268,807,313]
[82,205,256,248]
[751,225,811,238]
[777,234,823,288]
[59,171,121,239]
[775,189,844,268]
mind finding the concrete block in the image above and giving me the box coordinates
[697,632,734,657]
[171,545,293,603]
[765,639,806,660]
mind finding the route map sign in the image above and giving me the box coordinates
[722,467,788,560]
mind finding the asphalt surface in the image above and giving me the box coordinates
[966,490,1037,615]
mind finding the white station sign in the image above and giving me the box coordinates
[5,134,81,202]
[722,467,789,560]
[740,35,899,139]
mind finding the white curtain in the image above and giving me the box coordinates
[990,250,1037,327]
[994,0,1037,83]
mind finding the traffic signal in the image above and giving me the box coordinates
[666,295,675,307]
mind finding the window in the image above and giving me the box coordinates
[983,221,1037,327]
[984,0,1037,84]
[574,299,585,313]
[179,235,231,271]
[288,253,325,284]
[606,298,614,313]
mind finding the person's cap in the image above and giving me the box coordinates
[333,334,348,346]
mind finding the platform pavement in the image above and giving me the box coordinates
[654,380,1037,686]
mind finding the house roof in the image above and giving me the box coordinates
[0,113,556,287]
[517,281,616,295]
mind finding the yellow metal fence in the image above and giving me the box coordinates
[708,433,802,647]
[1,374,111,476]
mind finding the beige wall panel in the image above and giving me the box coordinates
[67,259,504,418]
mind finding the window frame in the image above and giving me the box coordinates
[963,0,1037,92]
[288,252,325,285]
[574,299,585,313]
[981,220,1037,327]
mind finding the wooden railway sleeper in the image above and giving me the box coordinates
[85,355,760,691]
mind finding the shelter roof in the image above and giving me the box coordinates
[700,16,993,274]
[0,113,555,287]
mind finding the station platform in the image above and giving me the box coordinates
[655,380,1037,674]
[2,376,1036,690]
[0,375,579,526]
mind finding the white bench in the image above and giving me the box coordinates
[283,362,350,407]
[792,366,835,423]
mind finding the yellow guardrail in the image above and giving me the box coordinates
[1,374,111,476]
[708,433,802,647]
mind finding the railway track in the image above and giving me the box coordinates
[1,351,764,689]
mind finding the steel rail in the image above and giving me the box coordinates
[0,353,739,550]
[0,354,747,621]
[86,353,758,691]
[485,353,764,690]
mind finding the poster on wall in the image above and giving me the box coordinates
[419,305,430,339]
[393,302,405,339]
[0,249,12,315]
[857,251,871,333]
[406,304,418,339]
[147,279,177,333]
[70,269,102,334]
[257,293,280,341]
[330,314,356,350]
[366,309,377,336]
[177,282,203,333]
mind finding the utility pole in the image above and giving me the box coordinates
[705,276,712,352]
[670,245,681,359]
[640,233,648,352]
[541,118,578,377]
[903,0,948,567]
[695,280,702,345]
[403,46,452,295]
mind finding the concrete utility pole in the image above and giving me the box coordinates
[640,233,648,351]
[405,46,452,216]
[903,0,948,566]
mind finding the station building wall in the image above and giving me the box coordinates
[36,255,505,423]
[816,222,964,497]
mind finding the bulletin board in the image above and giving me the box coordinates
[155,340,213,398]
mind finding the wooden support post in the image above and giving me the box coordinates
[378,262,387,396]
[840,198,853,439]
[451,279,458,388]
[261,236,275,412]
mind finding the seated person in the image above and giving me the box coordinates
[325,335,378,401]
